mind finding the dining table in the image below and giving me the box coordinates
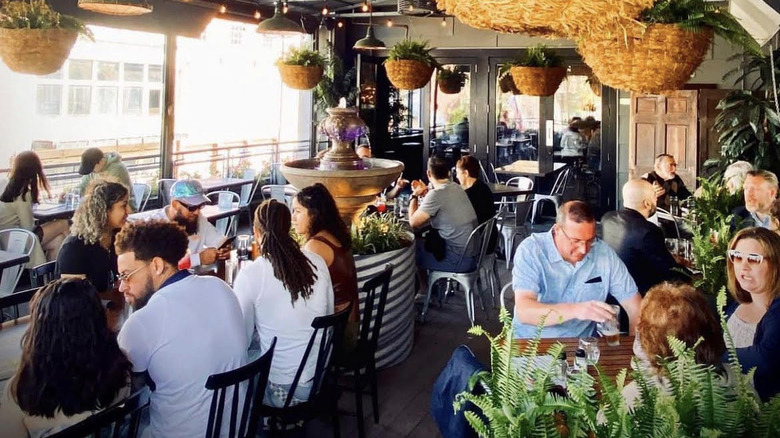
[496,160,567,177]
[486,183,533,198]
[32,203,77,222]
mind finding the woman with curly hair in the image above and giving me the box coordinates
[0,151,69,264]
[0,278,131,437]
[292,183,358,322]
[56,180,130,293]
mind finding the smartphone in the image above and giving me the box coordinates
[218,235,237,250]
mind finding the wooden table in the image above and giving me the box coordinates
[486,183,533,198]
[514,335,635,381]
[198,177,254,193]
[496,160,566,177]
[128,203,241,223]
[32,203,77,221]
[0,250,29,270]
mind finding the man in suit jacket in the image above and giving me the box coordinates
[602,179,686,294]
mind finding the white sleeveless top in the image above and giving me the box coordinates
[726,312,757,348]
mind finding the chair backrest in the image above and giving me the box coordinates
[207,191,241,237]
[456,217,496,273]
[549,166,571,196]
[157,178,176,206]
[513,199,535,227]
[48,388,150,438]
[359,264,394,357]
[506,176,534,201]
[488,163,499,183]
[131,183,151,212]
[500,283,514,315]
[0,287,36,322]
[205,338,276,438]
[284,305,351,408]
[478,160,491,183]
[238,169,258,208]
[0,228,37,295]
[260,185,298,208]
[30,260,58,288]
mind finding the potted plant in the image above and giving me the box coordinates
[276,46,326,91]
[508,45,567,97]
[437,66,467,94]
[498,69,521,95]
[384,39,438,91]
[578,0,761,94]
[0,0,93,75]
[314,44,358,112]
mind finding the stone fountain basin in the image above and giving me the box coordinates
[281,158,405,227]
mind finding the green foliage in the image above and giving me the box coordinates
[639,0,760,55]
[277,46,326,68]
[351,214,411,255]
[509,45,564,68]
[0,0,92,38]
[388,86,406,131]
[385,39,438,68]
[437,66,467,87]
[314,46,357,112]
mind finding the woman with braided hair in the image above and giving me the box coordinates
[233,199,334,407]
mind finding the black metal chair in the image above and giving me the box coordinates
[258,305,352,437]
[205,337,277,438]
[48,388,150,438]
[0,287,36,322]
[29,260,58,288]
[334,264,393,438]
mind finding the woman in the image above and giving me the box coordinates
[233,200,334,407]
[455,155,497,253]
[0,278,131,437]
[624,282,726,408]
[292,183,359,322]
[57,180,131,293]
[0,151,69,265]
[769,199,780,233]
[724,227,780,401]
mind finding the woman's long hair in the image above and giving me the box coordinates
[0,151,49,204]
[254,200,318,304]
[11,278,131,417]
[70,180,128,245]
[294,183,351,249]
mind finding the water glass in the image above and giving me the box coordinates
[579,336,600,364]
[597,304,621,346]
[236,234,251,260]
[665,238,678,255]
[224,259,237,287]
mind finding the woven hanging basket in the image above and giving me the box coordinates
[509,66,567,97]
[0,28,78,75]
[588,76,602,97]
[385,59,435,90]
[579,24,713,94]
[438,77,463,94]
[277,64,324,90]
[435,0,654,38]
[499,73,521,95]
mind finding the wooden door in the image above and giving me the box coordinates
[698,89,734,174]
[629,91,698,189]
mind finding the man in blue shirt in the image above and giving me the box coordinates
[512,200,641,338]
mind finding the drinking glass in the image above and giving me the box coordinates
[597,304,621,346]
[236,235,251,260]
[665,238,678,255]
[224,259,237,287]
[579,336,600,364]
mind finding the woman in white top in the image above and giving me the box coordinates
[0,151,69,265]
[233,199,334,407]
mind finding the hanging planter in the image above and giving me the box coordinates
[507,45,567,97]
[384,40,437,90]
[276,47,326,90]
[498,72,521,95]
[587,74,602,97]
[0,0,92,76]
[436,66,467,94]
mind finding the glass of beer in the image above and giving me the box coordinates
[597,304,621,346]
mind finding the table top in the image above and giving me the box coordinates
[496,160,566,177]
[0,250,29,270]
[128,202,241,223]
[32,203,77,221]
[486,183,533,198]
[198,177,254,193]
[514,335,635,381]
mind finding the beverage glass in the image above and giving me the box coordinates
[579,336,600,364]
[665,238,678,255]
[236,235,251,260]
[597,304,621,346]
[224,259,237,287]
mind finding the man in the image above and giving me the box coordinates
[732,169,779,230]
[512,200,641,338]
[146,179,229,268]
[116,220,246,438]
[643,154,691,211]
[602,179,686,294]
[78,147,135,209]
[409,155,477,285]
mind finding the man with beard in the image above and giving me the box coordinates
[643,154,692,211]
[147,179,228,268]
[732,170,779,231]
[602,179,686,295]
[115,220,246,438]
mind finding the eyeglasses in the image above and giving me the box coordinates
[557,226,597,249]
[727,249,766,265]
[117,263,149,283]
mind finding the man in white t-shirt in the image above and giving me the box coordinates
[115,220,246,438]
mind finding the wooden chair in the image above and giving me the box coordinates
[48,388,150,438]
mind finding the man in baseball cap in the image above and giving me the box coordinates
[77,147,136,210]
[144,179,229,268]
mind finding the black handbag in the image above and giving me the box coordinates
[423,227,446,261]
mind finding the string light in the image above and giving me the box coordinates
[441,17,447,26]
[254,10,261,19]
[219,4,226,13]
[408,4,413,11]
[337,21,343,28]
[282,1,288,13]
[361,2,368,12]
[386,19,393,27]
[321,4,328,15]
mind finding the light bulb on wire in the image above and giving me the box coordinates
[282,1,288,14]
[386,19,393,27]
[361,2,369,12]
[219,4,226,13]
[441,17,447,26]
[254,10,261,19]
[321,5,328,15]
[337,21,343,28]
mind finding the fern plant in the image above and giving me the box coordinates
[509,45,564,68]
[385,39,438,68]
[437,66,467,87]
[314,45,357,112]
[277,46,326,68]
[0,0,92,38]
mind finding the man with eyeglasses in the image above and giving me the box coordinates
[146,179,229,268]
[511,201,642,338]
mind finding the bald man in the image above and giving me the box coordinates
[602,179,685,294]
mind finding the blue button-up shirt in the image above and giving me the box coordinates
[511,229,638,338]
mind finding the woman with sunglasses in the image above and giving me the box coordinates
[724,226,780,401]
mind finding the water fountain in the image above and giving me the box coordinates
[280,100,404,227]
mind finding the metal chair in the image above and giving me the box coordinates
[204,338,277,438]
[49,388,150,438]
[498,200,534,269]
[157,178,176,207]
[207,191,241,238]
[421,217,497,326]
[0,228,37,295]
[478,160,492,183]
[238,169,260,226]
[29,260,58,288]
[0,287,36,322]
[530,166,571,223]
[131,183,151,212]
[500,282,514,316]
[260,185,298,209]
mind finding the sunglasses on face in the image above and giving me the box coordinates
[727,249,766,265]
[184,203,204,213]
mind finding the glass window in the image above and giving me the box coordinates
[124,63,144,82]
[96,87,118,114]
[148,89,161,114]
[68,86,91,115]
[148,64,163,82]
[97,62,119,81]
[43,69,63,80]
[123,87,143,114]
[68,60,93,80]
[36,85,62,115]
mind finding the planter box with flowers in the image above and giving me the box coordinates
[276,46,326,91]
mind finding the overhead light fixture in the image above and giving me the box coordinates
[282,1,289,14]
[386,19,393,27]
[257,1,304,34]
[353,0,385,51]
[77,0,152,16]
[337,21,343,28]
[441,17,447,26]
[219,4,226,13]
[254,10,261,19]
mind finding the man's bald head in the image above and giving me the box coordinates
[623,179,656,216]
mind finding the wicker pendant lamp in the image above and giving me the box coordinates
[257,1,304,35]
[353,0,385,50]
[77,0,152,16]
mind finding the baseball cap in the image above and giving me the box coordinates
[78,148,105,175]
[169,179,210,207]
